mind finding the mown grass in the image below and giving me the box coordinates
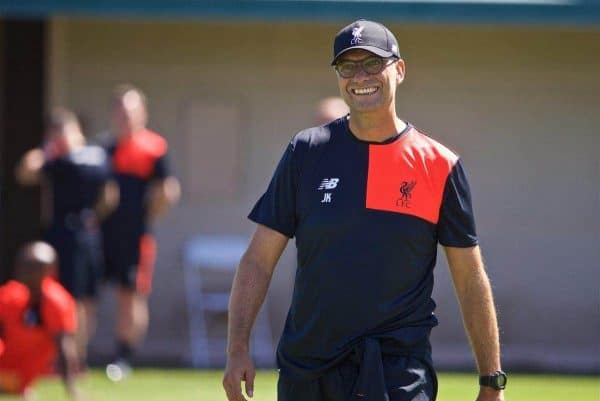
[1,369,597,401]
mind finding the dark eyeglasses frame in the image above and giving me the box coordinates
[333,56,399,79]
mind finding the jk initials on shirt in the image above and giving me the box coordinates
[321,193,332,203]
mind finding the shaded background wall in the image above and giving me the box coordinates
[43,18,599,371]
[0,20,45,282]
[0,11,597,373]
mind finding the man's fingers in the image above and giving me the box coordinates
[244,368,256,398]
[223,371,246,401]
[223,354,256,401]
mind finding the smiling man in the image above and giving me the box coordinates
[223,19,505,401]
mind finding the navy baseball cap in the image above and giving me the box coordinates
[331,19,400,65]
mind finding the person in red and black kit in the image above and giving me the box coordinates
[101,84,180,380]
[0,242,82,400]
[16,108,118,368]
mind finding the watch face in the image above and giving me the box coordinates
[495,372,507,388]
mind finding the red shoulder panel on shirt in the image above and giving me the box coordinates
[113,129,168,178]
[366,128,459,224]
[0,282,28,320]
[41,278,77,334]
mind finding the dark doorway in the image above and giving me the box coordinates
[0,19,46,282]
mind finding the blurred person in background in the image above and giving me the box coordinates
[16,107,117,367]
[0,242,82,400]
[314,96,350,125]
[224,19,505,401]
[101,84,180,380]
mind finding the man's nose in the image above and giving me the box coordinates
[352,67,369,81]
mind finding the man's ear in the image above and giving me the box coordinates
[396,59,406,85]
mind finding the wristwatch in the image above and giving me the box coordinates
[479,370,507,390]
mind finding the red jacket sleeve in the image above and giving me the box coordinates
[41,278,77,335]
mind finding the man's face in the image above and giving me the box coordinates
[112,90,147,137]
[44,121,80,159]
[15,265,48,293]
[45,129,69,157]
[334,49,405,113]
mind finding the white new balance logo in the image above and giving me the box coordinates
[318,178,340,190]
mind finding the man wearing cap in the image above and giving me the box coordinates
[223,19,505,401]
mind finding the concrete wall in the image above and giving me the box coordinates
[48,18,599,371]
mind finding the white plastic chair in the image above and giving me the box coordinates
[182,234,275,367]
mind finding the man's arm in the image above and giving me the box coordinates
[444,245,504,401]
[223,224,289,401]
[55,333,83,401]
[15,148,45,186]
[146,176,181,221]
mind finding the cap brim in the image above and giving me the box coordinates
[331,46,395,65]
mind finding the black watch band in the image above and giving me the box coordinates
[479,370,507,390]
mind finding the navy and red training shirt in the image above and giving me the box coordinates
[101,129,169,238]
[43,145,111,220]
[249,117,478,378]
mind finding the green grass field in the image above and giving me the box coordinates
[1,370,597,401]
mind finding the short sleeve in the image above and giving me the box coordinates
[152,154,169,180]
[248,143,297,238]
[437,159,478,247]
[98,151,113,181]
[42,158,61,178]
[0,287,9,321]
[42,281,77,335]
[87,148,112,187]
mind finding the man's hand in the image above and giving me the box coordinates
[223,351,256,401]
[55,334,84,401]
[66,381,87,401]
[146,176,180,221]
[476,387,505,401]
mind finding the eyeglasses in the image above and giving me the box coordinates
[333,56,398,79]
